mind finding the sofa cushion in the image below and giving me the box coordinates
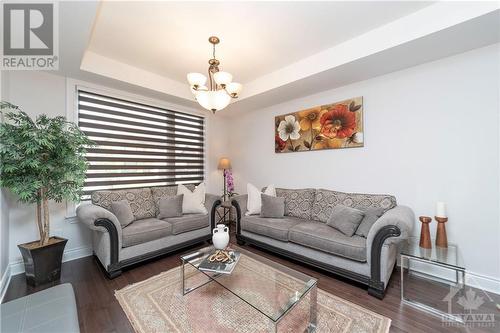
[110,200,135,227]
[275,188,316,219]
[91,188,156,220]
[247,183,276,215]
[260,194,285,218]
[311,189,397,223]
[289,221,367,262]
[241,216,302,242]
[158,194,184,219]
[163,214,209,235]
[122,218,172,247]
[355,207,385,238]
[326,205,365,237]
[151,185,195,215]
[178,183,208,214]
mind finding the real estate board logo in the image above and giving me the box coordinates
[442,284,497,328]
[1,2,58,70]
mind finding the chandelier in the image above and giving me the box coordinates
[187,36,242,113]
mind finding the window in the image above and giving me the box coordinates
[77,90,205,200]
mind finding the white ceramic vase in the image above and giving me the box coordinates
[212,224,229,250]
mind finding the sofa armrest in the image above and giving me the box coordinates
[205,193,222,230]
[231,194,248,235]
[76,203,122,249]
[365,205,414,298]
[205,193,220,214]
[231,194,248,216]
[366,205,414,256]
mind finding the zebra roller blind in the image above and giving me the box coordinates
[78,90,205,200]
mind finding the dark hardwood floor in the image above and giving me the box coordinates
[4,232,499,333]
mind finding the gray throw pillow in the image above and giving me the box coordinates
[355,208,385,238]
[158,194,184,219]
[260,194,285,218]
[110,200,135,227]
[326,205,365,237]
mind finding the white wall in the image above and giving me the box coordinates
[2,70,226,275]
[5,72,91,273]
[226,44,500,291]
[207,115,231,195]
[1,71,12,299]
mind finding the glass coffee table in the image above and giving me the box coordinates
[181,246,317,332]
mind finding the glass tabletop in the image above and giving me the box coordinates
[181,245,317,322]
[401,238,464,270]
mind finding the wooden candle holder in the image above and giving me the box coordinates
[435,216,448,248]
[419,216,432,249]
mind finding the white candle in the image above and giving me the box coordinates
[436,202,447,218]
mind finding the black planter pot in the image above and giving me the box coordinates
[18,236,68,286]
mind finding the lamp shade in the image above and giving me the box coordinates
[196,90,231,112]
[226,82,243,97]
[218,157,231,170]
[187,73,207,87]
[213,71,233,86]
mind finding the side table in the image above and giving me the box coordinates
[400,239,465,323]
[214,200,235,227]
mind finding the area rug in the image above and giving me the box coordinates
[115,255,391,333]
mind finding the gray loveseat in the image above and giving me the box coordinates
[77,185,220,278]
[232,188,414,299]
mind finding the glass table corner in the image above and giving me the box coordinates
[400,239,465,323]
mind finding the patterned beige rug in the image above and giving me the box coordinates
[116,256,391,333]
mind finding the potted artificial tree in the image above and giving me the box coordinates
[0,101,93,286]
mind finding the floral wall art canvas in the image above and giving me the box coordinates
[275,97,364,153]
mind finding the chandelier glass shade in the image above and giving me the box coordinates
[196,90,231,113]
[187,36,242,113]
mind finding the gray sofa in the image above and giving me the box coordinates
[231,188,414,299]
[77,185,220,278]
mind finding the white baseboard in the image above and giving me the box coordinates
[0,265,12,303]
[397,262,500,295]
[465,271,500,295]
[8,245,93,276]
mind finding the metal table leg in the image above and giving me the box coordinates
[400,254,465,323]
[308,284,318,332]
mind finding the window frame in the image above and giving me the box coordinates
[65,78,208,219]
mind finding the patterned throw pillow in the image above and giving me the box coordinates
[91,188,156,220]
[311,189,396,223]
[275,188,316,219]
